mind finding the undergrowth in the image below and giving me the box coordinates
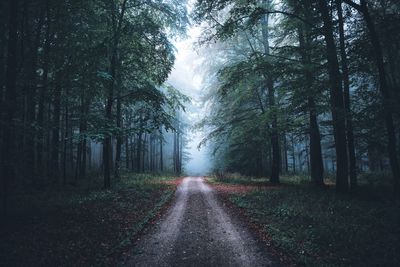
[0,173,179,266]
[214,174,400,266]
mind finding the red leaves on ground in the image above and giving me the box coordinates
[208,181,297,267]
[211,184,281,194]
[0,184,176,266]
[159,177,184,187]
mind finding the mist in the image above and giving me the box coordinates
[167,26,213,176]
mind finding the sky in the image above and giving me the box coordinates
[167,26,213,176]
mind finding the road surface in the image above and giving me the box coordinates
[127,177,280,267]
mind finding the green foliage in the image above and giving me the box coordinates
[220,178,400,266]
[1,174,179,266]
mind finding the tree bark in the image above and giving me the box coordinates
[344,0,400,193]
[160,135,164,172]
[114,89,122,179]
[337,0,357,189]
[317,0,349,193]
[298,22,325,186]
[51,77,62,183]
[1,0,19,215]
[36,1,51,183]
[309,98,324,185]
[137,132,142,172]
[25,3,44,183]
[62,86,69,185]
[103,0,128,189]
[261,0,280,183]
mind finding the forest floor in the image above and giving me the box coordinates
[125,176,281,267]
[207,175,400,266]
[0,174,181,266]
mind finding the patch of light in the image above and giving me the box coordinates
[167,22,212,175]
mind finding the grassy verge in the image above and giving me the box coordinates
[0,174,180,266]
[209,175,400,267]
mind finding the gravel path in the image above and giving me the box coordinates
[127,177,280,267]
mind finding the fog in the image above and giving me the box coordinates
[167,26,213,176]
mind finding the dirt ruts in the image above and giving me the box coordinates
[127,177,280,267]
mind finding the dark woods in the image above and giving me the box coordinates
[194,0,400,193]
[0,0,189,214]
[1,0,400,217]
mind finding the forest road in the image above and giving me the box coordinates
[126,177,281,267]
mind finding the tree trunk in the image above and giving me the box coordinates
[103,0,128,188]
[1,0,19,215]
[137,132,142,172]
[261,1,280,183]
[173,132,177,173]
[125,136,130,169]
[361,1,400,192]
[114,92,122,179]
[63,86,69,185]
[292,135,296,173]
[142,133,147,172]
[309,98,324,185]
[298,23,325,186]
[36,2,51,183]
[131,136,135,171]
[283,133,288,173]
[51,77,62,183]
[344,0,400,193]
[25,4,44,183]
[318,0,349,193]
[160,134,164,172]
[337,0,357,189]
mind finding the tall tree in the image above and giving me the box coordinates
[343,0,400,192]
[262,0,280,184]
[2,0,19,214]
[317,0,349,193]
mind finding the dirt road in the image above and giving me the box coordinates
[127,177,280,267]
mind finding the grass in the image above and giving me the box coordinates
[0,173,180,266]
[210,175,400,267]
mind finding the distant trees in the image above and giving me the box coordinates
[194,0,400,193]
[0,0,189,213]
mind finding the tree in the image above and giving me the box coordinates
[343,0,400,192]
[316,0,349,193]
[1,0,19,214]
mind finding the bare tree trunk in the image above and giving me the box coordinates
[142,133,147,172]
[179,131,183,174]
[36,2,51,183]
[173,132,177,173]
[309,98,324,185]
[297,3,325,186]
[136,132,142,172]
[125,136,129,169]
[130,136,137,170]
[344,0,400,193]
[1,0,19,215]
[114,91,122,178]
[160,134,164,172]
[51,77,62,183]
[25,4,44,184]
[361,2,400,191]
[292,135,296,174]
[103,0,128,189]
[62,86,69,185]
[261,1,280,183]
[283,133,288,174]
[318,0,349,193]
[337,0,357,189]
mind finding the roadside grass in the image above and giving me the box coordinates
[0,173,180,266]
[210,174,400,266]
